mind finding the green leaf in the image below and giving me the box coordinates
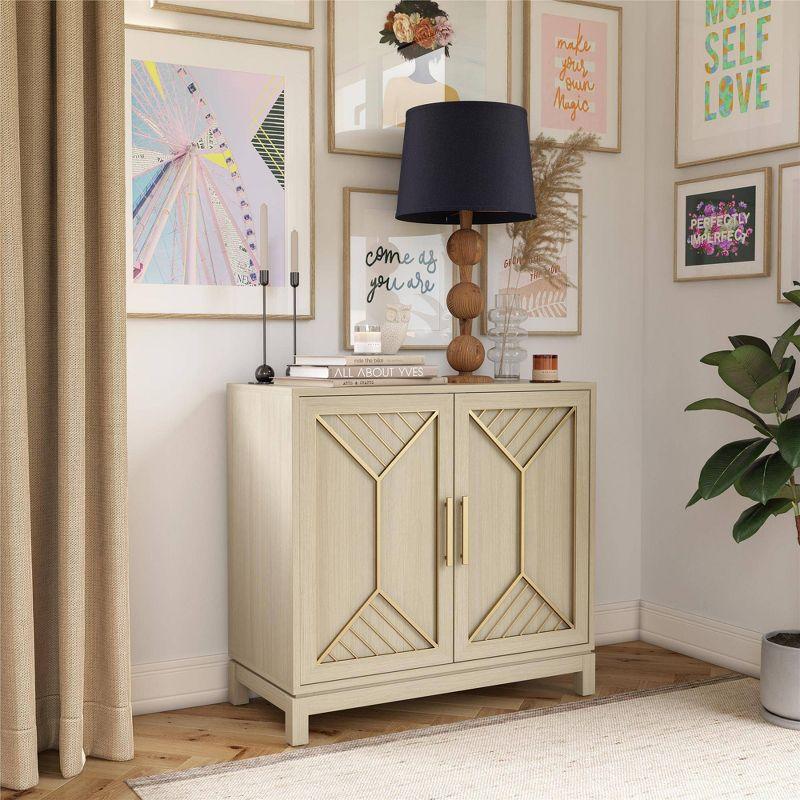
[783,289,800,307]
[698,437,771,500]
[729,335,770,354]
[685,398,771,436]
[772,319,800,362]
[701,350,731,366]
[732,498,793,542]
[686,488,703,507]
[774,484,798,501]
[718,346,779,399]
[749,371,789,413]
[782,356,796,382]
[734,453,794,504]
[778,416,800,467]
[774,335,800,355]
[782,387,800,414]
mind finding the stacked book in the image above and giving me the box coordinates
[275,355,444,387]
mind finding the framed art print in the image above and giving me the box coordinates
[481,190,582,335]
[149,0,314,29]
[675,0,800,168]
[125,26,314,319]
[778,162,800,303]
[329,0,511,158]
[674,168,771,282]
[344,188,471,349]
[524,0,621,153]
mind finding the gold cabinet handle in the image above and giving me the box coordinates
[445,497,454,567]
[461,496,469,565]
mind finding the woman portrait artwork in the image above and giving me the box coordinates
[379,1,459,128]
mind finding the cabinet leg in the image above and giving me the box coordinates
[286,702,309,746]
[574,653,596,696]
[228,662,250,706]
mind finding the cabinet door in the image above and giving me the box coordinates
[299,394,454,684]
[454,391,591,662]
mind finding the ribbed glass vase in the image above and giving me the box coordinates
[486,293,528,382]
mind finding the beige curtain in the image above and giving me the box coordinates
[0,0,133,791]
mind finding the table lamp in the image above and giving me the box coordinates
[396,101,536,383]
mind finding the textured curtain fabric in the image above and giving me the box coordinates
[0,0,133,791]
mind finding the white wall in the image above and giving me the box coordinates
[641,1,800,649]
[125,0,648,708]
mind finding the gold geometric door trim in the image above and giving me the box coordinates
[315,410,439,663]
[467,406,576,643]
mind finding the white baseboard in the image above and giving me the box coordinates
[594,600,641,645]
[132,652,229,715]
[639,601,761,677]
[131,604,642,715]
[131,603,762,714]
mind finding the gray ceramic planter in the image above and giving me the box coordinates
[761,630,800,729]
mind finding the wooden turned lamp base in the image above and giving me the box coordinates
[448,373,494,384]
[445,211,492,384]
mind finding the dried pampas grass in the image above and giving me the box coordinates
[505,131,598,287]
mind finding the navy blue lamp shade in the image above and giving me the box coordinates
[395,101,536,225]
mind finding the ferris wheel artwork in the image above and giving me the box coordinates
[125,27,314,319]
[132,58,285,288]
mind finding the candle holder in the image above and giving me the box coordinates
[353,323,382,354]
[286,270,300,376]
[255,269,274,384]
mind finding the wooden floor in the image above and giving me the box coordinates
[4,642,736,799]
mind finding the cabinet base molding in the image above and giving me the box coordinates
[230,652,595,746]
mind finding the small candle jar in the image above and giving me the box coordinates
[531,354,559,383]
[353,323,382,354]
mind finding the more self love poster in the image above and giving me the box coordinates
[675,0,800,167]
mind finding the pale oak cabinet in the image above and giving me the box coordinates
[227,382,595,745]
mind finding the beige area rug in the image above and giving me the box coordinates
[129,677,800,799]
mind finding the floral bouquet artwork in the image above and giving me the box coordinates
[674,169,768,281]
[684,187,757,267]
[379,1,454,61]
[687,196,754,262]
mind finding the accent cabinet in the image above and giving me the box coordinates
[227,382,595,745]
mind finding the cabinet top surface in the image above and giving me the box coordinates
[228,381,595,398]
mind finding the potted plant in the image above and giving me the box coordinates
[687,286,800,729]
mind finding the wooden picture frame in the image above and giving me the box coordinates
[125,26,315,320]
[777,161,800,304]
[523,0,622,154]
[480,190,583,336]
[673,167,771,283]
[342,187,487,350]
[674,1,800,168]
[328,1,513,159]
[149,0,314,29]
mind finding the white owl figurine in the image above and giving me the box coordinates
[381,304,411,354]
